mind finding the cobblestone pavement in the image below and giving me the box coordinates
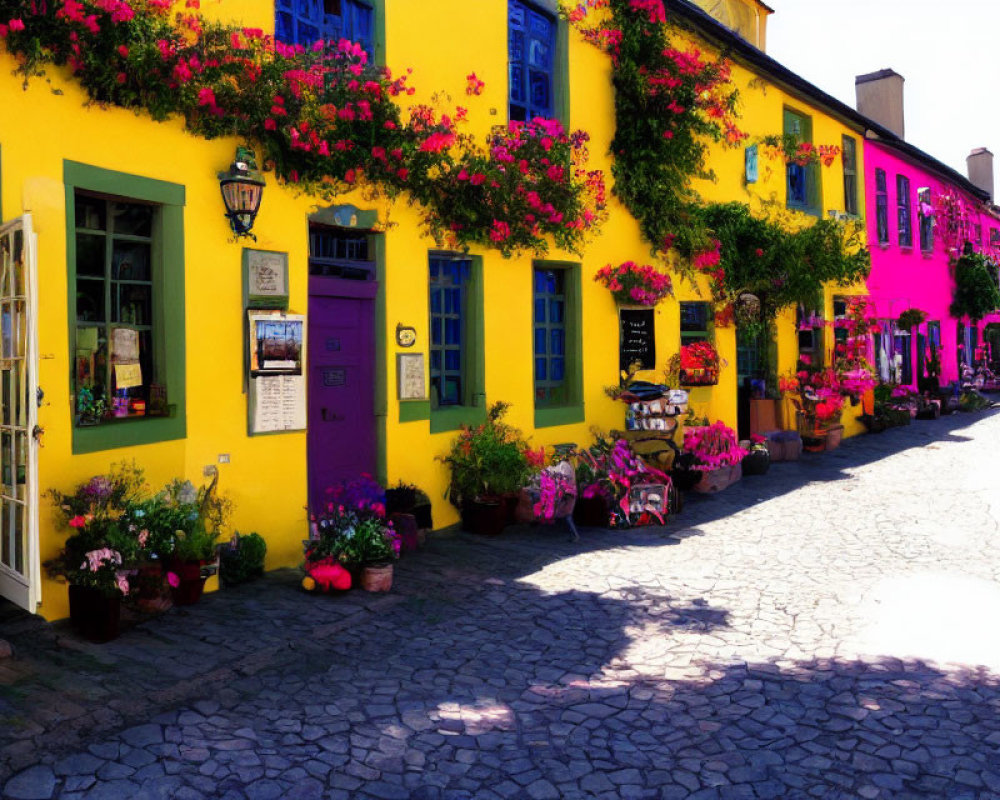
[3,409,1000,799]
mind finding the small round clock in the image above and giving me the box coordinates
[396,324,417,348]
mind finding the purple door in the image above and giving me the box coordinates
[307,277,377,513]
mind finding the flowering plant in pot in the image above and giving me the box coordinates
[160,475,230,606]
[741,435,771,476]
[573,435,672,528]
[594,261,672,306]
[305,481,400,593]
[45,464,150,641]
[440,401,532,535]
[676,341,723,386]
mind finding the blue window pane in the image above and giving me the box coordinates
[534,298,546,323]
[551,329,564,356]
[432,319,442,346]
[431,351,441,370]
[510,4,525,26]
[534,270,547,293]
[510,64,525,103]
[429,260,440,279]
[450,288,462,314]
[788,164,807,206]
[446,318,461,345]
[535,327,546,356]
[535,358,546,381]
[445,350,460,371]
[510,30,524,62]
[529,72,550,114]
[430,289,441,314]
[552,358,564,382]
[549,299,563,323]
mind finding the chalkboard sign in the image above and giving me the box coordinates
[619,308,656,373]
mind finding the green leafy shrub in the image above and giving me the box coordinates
[220,532,267,586]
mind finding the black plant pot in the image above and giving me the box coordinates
[573,495,611,528]
[68,585,121,643]
[741,450,771,476]
[461,498,508,536]
[412,502,433,530]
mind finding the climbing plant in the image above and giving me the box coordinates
[0,0,606,256]
[951,251,1000,322]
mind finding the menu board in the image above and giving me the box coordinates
[619,308,656,373]
[248,311,307,435]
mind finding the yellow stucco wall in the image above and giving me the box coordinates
[2,1,869,618]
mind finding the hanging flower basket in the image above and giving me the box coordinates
[679,366,719,387]
[677,342,722,386]
[595,261,672,306]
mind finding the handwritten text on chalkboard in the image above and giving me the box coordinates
[619,308,656,372]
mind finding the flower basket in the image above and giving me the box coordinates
[68,585,122,643]
[741,449,770,476]
[679,367,719,387]
[692,462,742,493]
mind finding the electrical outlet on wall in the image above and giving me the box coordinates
[218,454,231,464]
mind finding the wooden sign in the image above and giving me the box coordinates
[619,308,656,373]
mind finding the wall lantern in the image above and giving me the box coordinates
[219,146,265,239]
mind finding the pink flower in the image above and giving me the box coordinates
[68,515,86,529]
[167,572,180,588]
[8,18,24,32]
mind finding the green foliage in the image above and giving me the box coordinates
[698,202,870,317]
[219,532,267,586]
[307,512,399,570]
[440,401,532,505]
[896,307,927,331]
[950,251,1000,322]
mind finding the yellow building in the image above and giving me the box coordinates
[0,0,870,619]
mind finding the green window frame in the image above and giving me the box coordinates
[842,135,858,217]
[532,261,582,428]
[65,161,186,454]
[784,107,820,215]
[408,253,485,433]
[508,0,570,128]
[680,301,711,346]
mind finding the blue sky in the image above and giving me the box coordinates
[767,0,999,190]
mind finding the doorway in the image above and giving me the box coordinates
[0,216,40,613]
[306,225,378,513]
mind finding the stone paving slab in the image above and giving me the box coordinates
[2,408,1000,797]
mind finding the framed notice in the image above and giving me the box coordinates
[247,311,307,435]
[619,308,656,373]
[243,248,290,310]
[397,353,427,401]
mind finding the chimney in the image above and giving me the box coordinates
[967,148,995,201]
[855,69,905,139]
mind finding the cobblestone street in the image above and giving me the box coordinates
[3,409,1000,799]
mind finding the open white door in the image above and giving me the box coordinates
[0,215,40,613]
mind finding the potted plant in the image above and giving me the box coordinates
[385,481,433,532]
[683,421,748,493]
[440,401,532,535]
[572,434,617,527]
[219,532,267,587]
[574,437,671,528]
[161,475,230,606]
[45,464,150,641]
[741,435,771,475]
[75,386,108,427]
[676,341,723,386]
[304,486,400,593]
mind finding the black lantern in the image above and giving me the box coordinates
[218,146,265,238]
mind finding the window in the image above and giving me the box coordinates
[509,0,557,122]
[797,305,821,366]
[276,0,375,58]
[66,161,186,454]
[309,225,374,279]
[429,256,472,408]
[784,108,818,213]
[532,263,582,427]
[842,136,858,217]
[680,302,710,346]
[894,324,912,384]
[534,267,567,406]
[992,228,1000,247]
[833,297,849,355]
[426,254,485,431]
[875,168,889,245]
[897,174,912,247]
[918,187,933,253]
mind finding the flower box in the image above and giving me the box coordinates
[692,462,742,494]
[679,367,719,387]
[764,431,801,461]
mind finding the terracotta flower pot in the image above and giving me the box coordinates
[360,564,393,592]
[131,562,172,614]
[68,585,121,643]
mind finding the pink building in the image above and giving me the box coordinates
[857,70,1000,389]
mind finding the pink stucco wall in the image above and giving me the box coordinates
[863,139,1000,386]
